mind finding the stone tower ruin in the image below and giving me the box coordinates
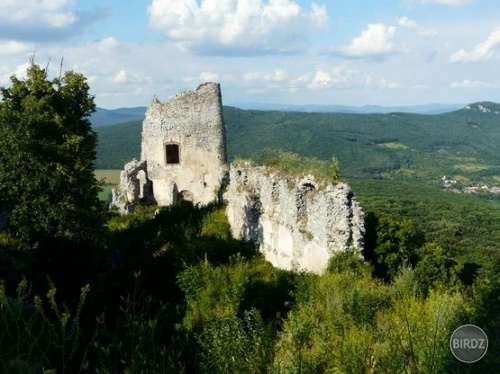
[111,83,227,211]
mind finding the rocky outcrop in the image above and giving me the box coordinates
[225,163,364,274]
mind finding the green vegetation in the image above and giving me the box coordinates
[259,150,340,183]
[1,70,498,371]
[350,180,500,268]
[95,120,141,169]
[1,201,498,371]
[0,62,105,246]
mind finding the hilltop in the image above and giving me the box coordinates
[90,106,146,127]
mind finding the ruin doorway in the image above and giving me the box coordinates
[178,190,195,208]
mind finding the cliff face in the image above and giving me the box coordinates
[225,163,365,274]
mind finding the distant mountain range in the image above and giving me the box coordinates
[90,107,147,127]
[90,102,468,127]
[225,102,465,115]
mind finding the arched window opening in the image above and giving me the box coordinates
[165,143,180,164]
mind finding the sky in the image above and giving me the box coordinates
[1,0,500,109]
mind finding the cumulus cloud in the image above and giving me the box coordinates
[450,27,500,62]
[0,0,77,27]
[337,24,396,58]
[297,67,371,90]
[0,41,33,56]
[0,62,31,85]
[0,1,107,42]
[110,69,153,84]
[450,79,495,88]
[397,16,436,37]
[243,69,288,82]
[420,0,475,6]
[147,0,328,55]
[199,71,220,82]
[111,70,128,83]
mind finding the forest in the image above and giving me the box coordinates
[0,65,498,372]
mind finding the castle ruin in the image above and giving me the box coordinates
[112,83,227,211]
[111,83,364,273]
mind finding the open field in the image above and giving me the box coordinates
[95,169,121,184]
[379,142,409,149]
[95,169,121,201]
[453,163,493,172]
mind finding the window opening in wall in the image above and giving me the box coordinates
[166,144,180,164]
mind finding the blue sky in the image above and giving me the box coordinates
[1,0,500,108]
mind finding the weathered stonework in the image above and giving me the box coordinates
[111,82,365,273]
[111,82,227,209]
[225,164,365,274]
[111,159,154,213]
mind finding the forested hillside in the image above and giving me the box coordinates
[96,102,500,186]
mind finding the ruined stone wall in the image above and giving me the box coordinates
[111,159,154,213]
[225,163,365,274]
[141,83,227,206]
[110,82,366,274]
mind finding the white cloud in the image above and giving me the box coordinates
[420,0,475,6]
[0,62,31,85]
[397,16,436,37]
[147,0,328,55]
[110,69,152,85]
[111,70,128,83]
[299,67,372,90]
[450,27,500,62]
[0,0,77,28]
[0,41,32,56]
[96,37,119,52]
[0,1,106,42]
[243,69,288,82]
[338,24,396,58]
[199,71,220,82]
[450,80,495,88]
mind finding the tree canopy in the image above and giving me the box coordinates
[0,62,104,245]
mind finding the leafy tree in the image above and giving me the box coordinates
[363,212,425,281]
[0,61,104,245]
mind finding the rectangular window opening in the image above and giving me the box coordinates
[166,144,180,164]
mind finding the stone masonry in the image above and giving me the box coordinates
[112,83,227,212]
[225,163,365,273]
[111,83,365,273]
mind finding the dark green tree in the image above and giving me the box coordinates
[0,61,104,245]
[363,211,425,281]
